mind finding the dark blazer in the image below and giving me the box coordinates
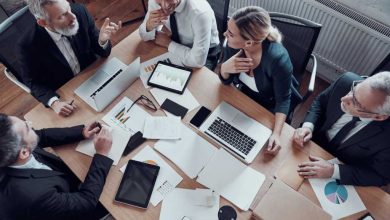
[220,40,300,115]
[304,72,390,186]
[18,3,111,106]
[0,126,113,220]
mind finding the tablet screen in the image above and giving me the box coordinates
[115,160,160,208]
[147,62,192,94]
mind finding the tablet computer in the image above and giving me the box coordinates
[114,160,160,209]
[147,61,192,94]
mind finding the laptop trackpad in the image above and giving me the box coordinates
[232,113,252,131]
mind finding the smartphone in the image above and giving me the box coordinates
[190,106,211,128]
[161,98,188,118]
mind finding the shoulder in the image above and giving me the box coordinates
[333,72,362,90]
[187,0,214,16]
[265,41,290,60]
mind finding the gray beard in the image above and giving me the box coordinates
[55,20,79,36]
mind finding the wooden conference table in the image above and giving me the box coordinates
[25,30,390,220]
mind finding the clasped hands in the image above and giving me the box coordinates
[82,121,113,156]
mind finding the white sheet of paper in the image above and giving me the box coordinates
[154,124,217,178]
[143,116,181,139]
[309,178,366,219]
[76,127,131,165]
[197,148,265,211]
[140,52,181,88]
[159,188,219,220]
[120,146,183,206]
[102,96,150,133]
[150,87,200,112]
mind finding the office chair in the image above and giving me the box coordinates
[0,6,35,93]
[268,13,321,122]
[206,0,230,42]
[371,52,390,76]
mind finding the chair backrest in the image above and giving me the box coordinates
[0,6,35,82]
[206,0,230,42]
[269,12,321,84]
[371,53,390,75]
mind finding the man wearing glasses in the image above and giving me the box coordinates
[293,71,390,186]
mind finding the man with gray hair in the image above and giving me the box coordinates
[293,71,390,186]
[19,0,121,117]
[0,113,113,220]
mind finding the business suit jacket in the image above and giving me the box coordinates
[304,72,390,186]
[220,40,300,115]
[18,3,111,106]
[0,126,113,220]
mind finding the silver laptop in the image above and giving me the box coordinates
[199,102,272,164]
[75,57,140,112]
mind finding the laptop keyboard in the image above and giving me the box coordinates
[207,117,257,155]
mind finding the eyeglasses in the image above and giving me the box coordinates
[128,95,157,112]
[350,79,379,115]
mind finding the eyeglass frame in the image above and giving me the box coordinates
[127,95,157,112]
[350,78,380,115]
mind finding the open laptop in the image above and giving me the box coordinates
[199,102,272,164]
[75,57,140,112]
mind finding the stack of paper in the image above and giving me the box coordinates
[143,116,181,139]
[197,148,266,211]
[120,146,183,206]
[150,88,200,113]
[140,52,181,88]
[159,188,219,220]
[102,97,150,133]
[154,123,217,178]
[76,127,131,165]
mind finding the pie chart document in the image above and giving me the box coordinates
[309,178,366,219]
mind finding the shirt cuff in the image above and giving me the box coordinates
[302,122,314,131]
[139,22,156,41]
[99,40,109,49]
[331,164,341,179]
[48,96,59,107]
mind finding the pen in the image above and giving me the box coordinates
[69,99,74,105]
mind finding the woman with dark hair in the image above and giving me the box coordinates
[220,6,299,156]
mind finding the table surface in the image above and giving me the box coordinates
[25,30,390,220]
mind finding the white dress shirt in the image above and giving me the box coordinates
[303,113,373,179]
[10,154,52,170]
[139,0,220,68]
[239,72,259,92]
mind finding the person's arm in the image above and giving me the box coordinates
[35,126,85,148]
[167,12,213,68]
[219,46,241,84]
[30,154,113,218]
[139,0,161,41]
[339,149,390,186]
[18,46,60,106]
[82,4,111,57]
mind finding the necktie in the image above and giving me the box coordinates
[169,12,181,44]
[329,117,360,147]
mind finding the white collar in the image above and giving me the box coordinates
[45,27,62,42]
[9,154,40,169]
[174,0,186,13]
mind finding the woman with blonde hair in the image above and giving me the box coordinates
[220,6,300,156]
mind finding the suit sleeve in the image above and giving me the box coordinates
[270,48,293,115]
[30,154,113,218]
[35,125,85,148]
[18,45,60,106]
[339,148,390,186]
[82,4,111,57]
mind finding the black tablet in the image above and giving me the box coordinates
[114,160,160,209]
[147,61,192,94]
